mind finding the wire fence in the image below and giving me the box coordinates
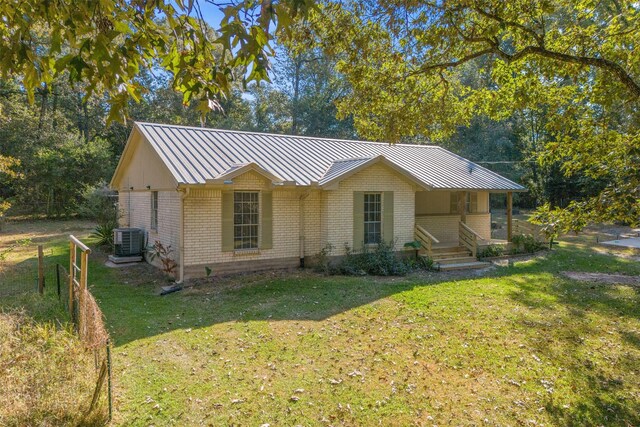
[0,244,57,299]
[0,238,113,423]
[58,261,112,420]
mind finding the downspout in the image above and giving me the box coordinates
[177,186,190,283]
[299,191,310,268]
[127,178,131,226]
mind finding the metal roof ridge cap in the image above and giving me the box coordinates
[330,155,377,163]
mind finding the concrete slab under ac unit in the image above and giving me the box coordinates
[107,255,143,267]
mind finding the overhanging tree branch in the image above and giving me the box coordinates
[409,48,494,75]
[497,45,640,98]
[411,44,640,98]
[473,7,546,47]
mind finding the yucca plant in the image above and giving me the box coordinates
[91,220,118,247]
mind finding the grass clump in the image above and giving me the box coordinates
[0,220,110,426]
[0,308,105,426]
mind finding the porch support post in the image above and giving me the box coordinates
[506,192,513,242]
[458,191,467,224]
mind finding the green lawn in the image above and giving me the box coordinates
[3,221,640,426]
[94,244,640,426]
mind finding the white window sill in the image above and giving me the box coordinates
[234,248,260,256]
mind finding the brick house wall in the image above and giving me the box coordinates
[181,171,301,277]
[324,163,417,255]
[113,134,497,278]
[118,190,181,266]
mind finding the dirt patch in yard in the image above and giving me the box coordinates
[562,271,640,287]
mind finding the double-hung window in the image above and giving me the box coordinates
[363,193,382,244]
[150,191,158,231]
[233,191,259,249]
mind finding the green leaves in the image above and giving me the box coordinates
[300,0,640,228]
[0,0,314,124]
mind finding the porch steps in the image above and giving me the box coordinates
[422,245,492,271]
[438,261,492,271]
[436,256,479,265]
[429,250,470,259]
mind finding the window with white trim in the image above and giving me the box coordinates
[364,193,382,244]
[234,191,259,249]
[150,191,158,231]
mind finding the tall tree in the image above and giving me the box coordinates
[0,79,114,216]
[299,0,639,230]
[277,47,356,138]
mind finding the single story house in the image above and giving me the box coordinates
[110,122,525,280]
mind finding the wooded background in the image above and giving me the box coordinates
[1,0,637,231]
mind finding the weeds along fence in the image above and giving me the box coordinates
[0,236,113,423]
[62,235,113,422]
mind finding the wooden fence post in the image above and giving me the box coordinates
[56,264,61,300]
[37,245,44,295]
[69,241,75,318]
[78,249,89,337]
[506,192,513,242]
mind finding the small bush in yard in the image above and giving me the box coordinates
[419,255,437,271]
[339,241,410,276]
[511,234,546,254]
[479,244,504,258]
[147,240,178,279]
[404,254,438,271]
[313,243,335,275]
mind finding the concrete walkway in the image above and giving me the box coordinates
[601,237,640,249]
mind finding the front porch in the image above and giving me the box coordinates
[412,190,544,269]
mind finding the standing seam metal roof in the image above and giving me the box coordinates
[134,122,526,191]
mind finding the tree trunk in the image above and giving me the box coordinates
[37,83,48,135]
[51,84,58,129]
[82,99,89,143]
[291,57,302,135]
